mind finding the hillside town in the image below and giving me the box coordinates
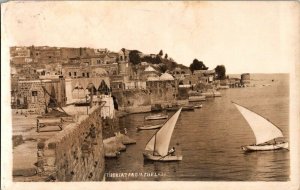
[10,46,251,115]
[10,46,251,181]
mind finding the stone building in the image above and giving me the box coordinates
[241,73,250,86]
[64,68,110,104]
[118,49,130,62]
[146,73,177,105]
[10,47,31,65]
[12,78,66,113]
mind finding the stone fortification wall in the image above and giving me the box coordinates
[36,106,105,181]
[112,89,151,108]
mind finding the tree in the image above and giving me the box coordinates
[164,54,168,59]
[129,50,141,65]
[215,65,226,80]
[158,64,168,73]
[155,55,162,64]
[159,50,163,56]
[189,59,208,73]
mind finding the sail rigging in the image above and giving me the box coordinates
[145,108,182,156]
[233,102,283,145]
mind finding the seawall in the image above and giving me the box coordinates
[36,106,105,181]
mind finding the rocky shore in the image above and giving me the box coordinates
[103,132,136,158]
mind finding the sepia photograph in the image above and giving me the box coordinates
[1,1,299,189]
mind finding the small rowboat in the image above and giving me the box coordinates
[145,114,168,120]
[166,106,194,111]
[137,124,163,130]
[188,95,206,102]
[194,104,203,108]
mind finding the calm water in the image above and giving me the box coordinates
[105,74,290,181]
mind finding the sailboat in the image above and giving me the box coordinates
[232,102,288,151]
[143,108,183,161]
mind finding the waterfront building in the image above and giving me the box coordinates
[146,72,177,105]
[241,73,250,86]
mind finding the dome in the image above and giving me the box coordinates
[159,73,174,81]
[144,66,156,72]
[92,68,108,77]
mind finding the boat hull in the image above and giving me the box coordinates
[188,96,206,102]
[194,104,202,108]
[138,124,163,130]
[143,153,182,161]
[242,142,289,151]
[145,115,168,120]
[166,106,194,111]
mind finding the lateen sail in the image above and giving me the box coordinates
[233,103,283,145]
[145,108,182,156]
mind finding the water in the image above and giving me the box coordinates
[105,74,289,181]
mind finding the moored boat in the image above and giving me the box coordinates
[188,95,206,102]
[137,124,163,130]
[145,114,168,120]
[143,108,183,161]
[232,102,288,152]
[201,91,222,97]
[166,105,194,111]
[194,104,203,108]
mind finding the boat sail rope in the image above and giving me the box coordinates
[145,108,182,157]
[232,102,284,145]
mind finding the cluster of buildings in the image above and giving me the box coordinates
[10,46,246,115]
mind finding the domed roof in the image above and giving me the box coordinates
[144,66,156,72]
[92,68,108,77]
[159,73,174,81]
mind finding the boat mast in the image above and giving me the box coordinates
[153,133,157,156]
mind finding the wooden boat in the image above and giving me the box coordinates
[194,104,203,108]
[201,91,222,97]
[188,95,206,102]
[137,124,163,130]
[143,108,183,161]
[145,114,168,120]
[232,102,288,152]
[166,106,194,111]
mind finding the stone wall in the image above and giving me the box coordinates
[16,79,66,114]
[36,106,105,181]
[112,89,151,108]
[146,80,177,105]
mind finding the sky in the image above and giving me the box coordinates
[1,1,299,74]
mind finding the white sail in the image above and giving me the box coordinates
[233,103,283,145]
[145,108,182,156]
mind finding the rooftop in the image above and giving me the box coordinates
[159,73,174,81]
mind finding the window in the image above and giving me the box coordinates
[31,91,38,103]
[82,73,85,77]
[87,73,90,78]
[69,72,71,77]
[74,72,77,77]
[97,60,101,64]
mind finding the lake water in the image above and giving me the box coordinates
[105,74,289,181]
